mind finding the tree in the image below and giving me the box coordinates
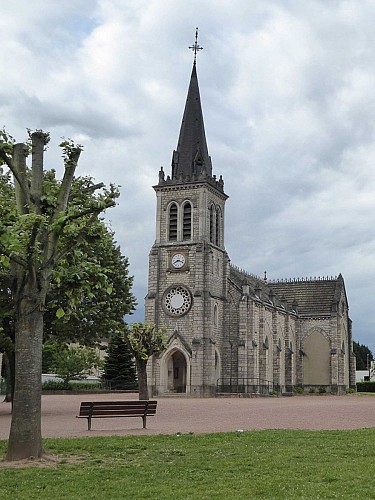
[102,330,137,390]
[353,341,373,370]
[127,323,167,400]
[53,345,101,386]
[0,170,136,400]
[0,129,119,461]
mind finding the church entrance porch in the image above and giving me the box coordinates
[163,349,188,394]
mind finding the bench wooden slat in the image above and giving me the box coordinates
[76,400,157,430]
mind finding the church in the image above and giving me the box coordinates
[145,39,356,397]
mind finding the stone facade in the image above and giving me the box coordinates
[145,61,355,397]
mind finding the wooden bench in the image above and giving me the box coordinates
[77,400,158,430]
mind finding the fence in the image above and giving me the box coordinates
[217,377,280,395]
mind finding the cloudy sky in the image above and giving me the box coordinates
[1,0,375,350]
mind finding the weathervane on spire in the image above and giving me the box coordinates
[189,27,203,64]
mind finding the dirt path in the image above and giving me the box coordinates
[0,393,374,439]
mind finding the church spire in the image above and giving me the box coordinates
[171,29,212,182]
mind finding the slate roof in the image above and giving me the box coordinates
[230,265,345,317]
[270,276,344,316]
[171,63,212,180]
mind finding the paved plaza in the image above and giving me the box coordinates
[0,393,374,439]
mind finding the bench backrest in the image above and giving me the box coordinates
[79,400,157,418]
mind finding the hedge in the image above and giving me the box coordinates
[356,381,375,392]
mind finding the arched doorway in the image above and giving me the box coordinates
[166,350,187,393]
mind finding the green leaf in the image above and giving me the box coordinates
[1,255,10,268]
[56,307,65,319]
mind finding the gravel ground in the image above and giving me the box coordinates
[0,393,374,439]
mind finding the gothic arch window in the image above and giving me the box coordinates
[215,207,221,246]
[209,204,215,243]
[168,203,178,241]
[182,201,192,241]
[277,338,282,352]
[213,304,218,327]
[264,336,269,349]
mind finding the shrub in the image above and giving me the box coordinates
[309,387,316,393]
[293,386,303,394]
[318,386,327,394]
[70,382,102,391]
[42,380,103,391]
[269,390,277,396]
[356,381,375,392]
[42,380,70,391]
[346,387,356,394]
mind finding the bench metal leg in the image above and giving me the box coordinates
[88,416,92,431]
[142,415,147,429]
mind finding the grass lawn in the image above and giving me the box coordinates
[0,429,374,499]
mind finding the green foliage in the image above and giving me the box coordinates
[293,386,303,394]
[1,430,375,498]
[42,343,60,372]
[0,128,14,160]
[127,323,167,361]
[53,345,102,386]
[356,381,375,392]
[102,330,137,390]
[346,387,356,394]
[42,380,102,391]
[353,340,373,370]
[44,219,136,345]
[318,386,327,394]
[309,387,316,393]
[42,380,70,391]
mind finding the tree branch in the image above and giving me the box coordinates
[30,132,47,215]
[0,245,27,268]
[0,146,30,211]
[53,147,82,220]
[47,211,102,266]
[68,182,105,201]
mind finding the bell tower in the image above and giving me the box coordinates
[146,30,229,396]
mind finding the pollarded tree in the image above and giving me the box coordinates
[127,323,167,400]
[102,330,137,390]
[0,129,119,461]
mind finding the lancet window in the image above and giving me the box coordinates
[183,202,192,241]
[168,203,178,241]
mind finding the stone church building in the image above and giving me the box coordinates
[145,56,356,397]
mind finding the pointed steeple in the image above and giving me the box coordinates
[171,62,212,181]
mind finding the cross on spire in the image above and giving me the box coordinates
[189,27,203,64]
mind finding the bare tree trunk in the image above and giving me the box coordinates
[3,351,15,404]
[6,283,45,461]
[136,359,149,400]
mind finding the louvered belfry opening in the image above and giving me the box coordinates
[183,202,192,240]
[169,203,178,241]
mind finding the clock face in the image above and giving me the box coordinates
[163,286,192,316]
[171,253,186,269]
